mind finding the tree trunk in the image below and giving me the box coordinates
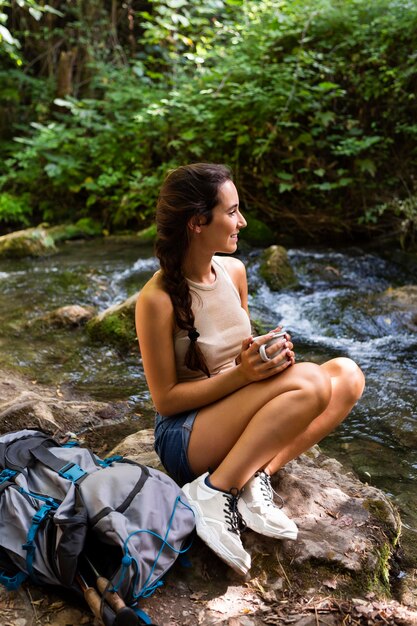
[56,49,77,98]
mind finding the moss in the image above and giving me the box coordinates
[259,245,298,290]
[47,218,103,243]
[241,214,275,247]
[0,227,57,258]
[87,312,137,352]
[374,542,392,589]
[282,556,392,600]
[137,223,157,245]
[49,270,89,291]
[250,318,268,336]
[86,295,138,351]
[363,498,402,545]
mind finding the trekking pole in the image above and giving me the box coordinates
[76,572,116,626]
[84,556,140,626]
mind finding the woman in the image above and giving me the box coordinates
[135,163,365,576]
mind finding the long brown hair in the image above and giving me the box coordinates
[155,163,232,377]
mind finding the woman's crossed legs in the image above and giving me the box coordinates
[187,357,365,491]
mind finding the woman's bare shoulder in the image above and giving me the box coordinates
[217,255,247,279]
[137,271,173,312]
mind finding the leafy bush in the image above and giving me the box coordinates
[0,192,32,228]
[1,0,417,243]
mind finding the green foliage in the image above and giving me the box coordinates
[0,192,32,227]
[0,0,62,64]
[360,194,417,250]
[1,0,417,244]
[138,0,244,77]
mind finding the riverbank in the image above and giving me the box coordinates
[1,233,417,623]
[1,366,417,625]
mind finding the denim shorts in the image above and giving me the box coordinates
[154,410,198,486]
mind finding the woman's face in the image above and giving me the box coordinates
[199,180,247,254]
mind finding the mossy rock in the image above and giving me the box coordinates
[0,227,57,258]
[137,223,157,245]
[86,294,138,351]
[240,214,275,247]
[260,245,298,290]
[47,218,103,243]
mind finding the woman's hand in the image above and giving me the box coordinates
[238,331,295,382]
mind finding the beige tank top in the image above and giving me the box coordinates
[174,256,252,381]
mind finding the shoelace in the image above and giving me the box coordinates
[257,471,284,509]
[223,488,246,534]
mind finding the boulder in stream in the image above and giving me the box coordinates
[137,223,157,244]
[0,226,57,258]
[260,245,298,290]
[380,285,417,332]
[46,218,103,243]
[376,285,417,332]
[86,293,138,351]
[28,304,96,329]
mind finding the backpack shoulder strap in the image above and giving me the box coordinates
[30,443,88,485]
[1,430,56,472]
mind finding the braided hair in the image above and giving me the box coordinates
[155,163,232,378]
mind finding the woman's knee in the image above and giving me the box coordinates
[333,357,365,401]
[294,363,332,413]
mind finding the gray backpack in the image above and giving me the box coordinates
[0,429,195,625]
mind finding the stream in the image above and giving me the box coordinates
[0,236,416,555]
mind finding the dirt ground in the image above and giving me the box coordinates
[2,551,417,626]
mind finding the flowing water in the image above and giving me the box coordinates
[0,237,416,553]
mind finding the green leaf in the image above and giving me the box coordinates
[355,158,377,176]
[317,81,340,91]
[277,171,293,181]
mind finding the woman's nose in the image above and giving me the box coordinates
[238,211,247,229]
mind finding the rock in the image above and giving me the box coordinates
[259,245,298,290]
[0,367,129,435]
[111,428,161,468]
[28,304,96,329]
[86,293,138,351]
[384,285,417,307]
[113,430,401,600]
[0,227,56,258]
[1,370,416,626]
[46,218,103,243]
[380,285,417,332]
[137,223,157,244]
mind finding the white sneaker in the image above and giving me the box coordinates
[238,471,298,540]
[181,472,251,575]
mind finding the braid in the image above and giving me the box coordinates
[155,163,232,378]
[159,252,211,378]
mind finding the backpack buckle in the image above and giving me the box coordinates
[58,462,87,483]
[31,504,53,525]
[0,570,28,591]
